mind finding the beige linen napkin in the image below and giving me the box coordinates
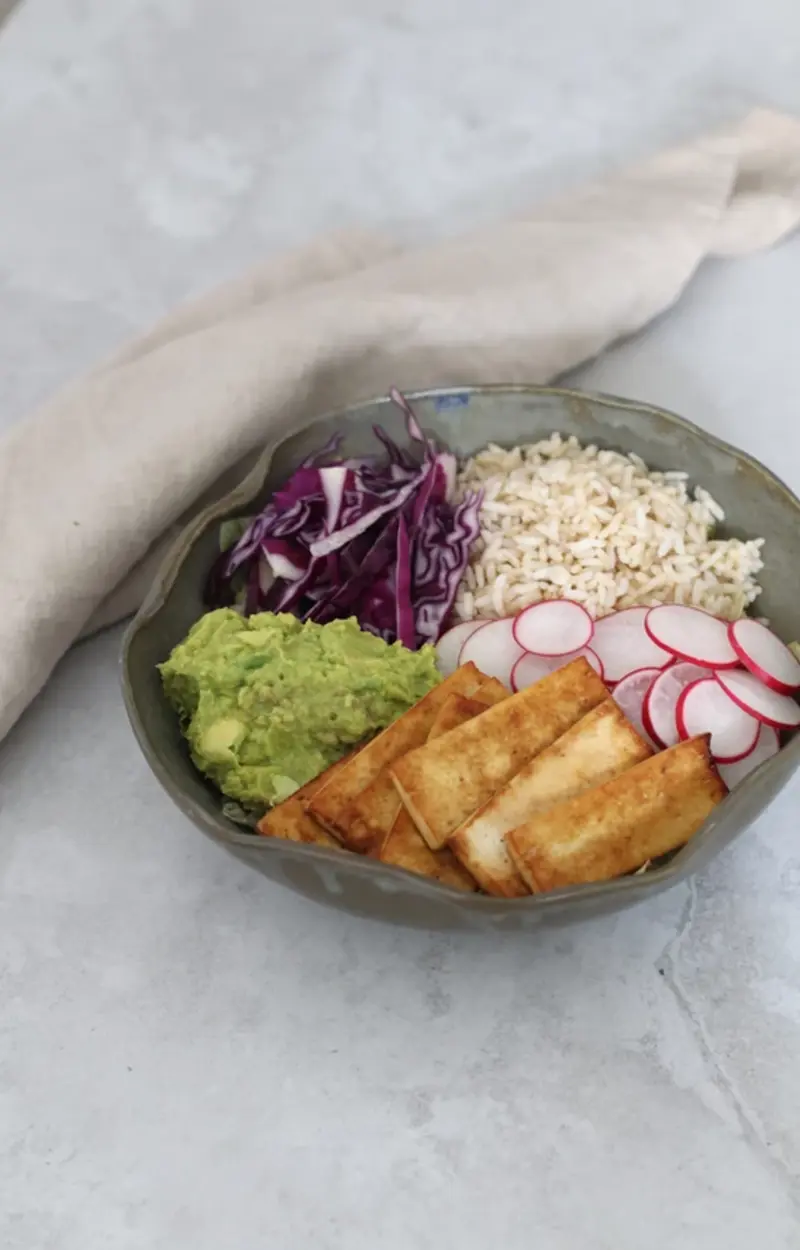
[2,108,800,743]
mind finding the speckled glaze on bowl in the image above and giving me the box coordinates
[121,387,800,930]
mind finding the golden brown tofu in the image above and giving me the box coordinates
[256,751,358,848]
[475,675,513,705]
[375,692,489,889]
[257,798,343,849]
[506,735,727,893]
[377,810,478,889]
[390,658,608,850]
[427,693,496,737]
[447,699,652,896]
[307,663,487,850]
[349,674,510,849]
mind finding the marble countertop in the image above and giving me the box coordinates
[1,2,800,1247]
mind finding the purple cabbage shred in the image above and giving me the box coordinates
[204,390,482,648]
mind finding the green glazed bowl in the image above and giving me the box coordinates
[121,387,800,930]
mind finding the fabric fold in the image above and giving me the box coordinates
[2,108,800,742]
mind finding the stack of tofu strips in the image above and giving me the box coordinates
[257,658,728,895]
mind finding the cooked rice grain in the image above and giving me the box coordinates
[454,433,764,623]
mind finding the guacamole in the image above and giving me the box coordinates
[159,610,440,808]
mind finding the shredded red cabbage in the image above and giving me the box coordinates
[205,390,482,648]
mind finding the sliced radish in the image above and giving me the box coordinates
[717,724,781,789]
[611,667,661,748]
[435,620,485,676]
[645,604,738,669]
[460,617,524,688]
[643,662,709,749]
[713,669,800,731]
[511,652,555,692]
[676,678,760,763]
[590,607,673,684]
[513,599,594,657]
[728,618,800,695]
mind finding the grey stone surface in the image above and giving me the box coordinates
[1,2,799,1247]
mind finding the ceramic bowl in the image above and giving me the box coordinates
[122,387,800,930]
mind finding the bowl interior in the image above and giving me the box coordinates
[122,387,800,929]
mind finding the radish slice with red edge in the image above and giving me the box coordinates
[643,662,709,748]
[459,617,523,688]
[435,620,485,676]
[611,667,661,748]
[645,604,738,669]
[513,599,594,657]
[511,652,555,692]
[717,724,781,789]
[713,669,800,730]
[728,618,800,695]
[676,678,760,763]
[589,606,673,684]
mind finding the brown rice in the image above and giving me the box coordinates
[454,433,764,623]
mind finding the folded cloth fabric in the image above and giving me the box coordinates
[2,108,800,744]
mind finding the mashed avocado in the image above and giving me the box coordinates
[159,609,440,809]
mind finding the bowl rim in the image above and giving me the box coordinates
[121,384,800,911]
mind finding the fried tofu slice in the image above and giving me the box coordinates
[447,698,653,897]
[350,674,510,849]
[257,799,343,849]
[375,693,490,890]
[475,675,514,704]
[506,735,727,893]
[256,751,356,848]
[390,657,608,850]
[427,691,500,739]
[307,663,487,850]
[378,809,477,888]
